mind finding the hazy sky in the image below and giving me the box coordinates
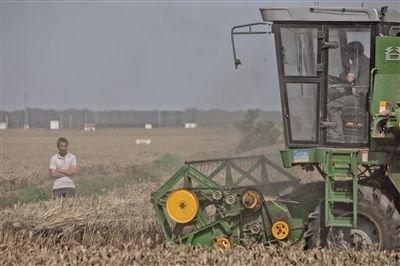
[1,0,399,111]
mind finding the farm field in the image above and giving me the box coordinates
[0,127,241,195]
[1,127,399,265]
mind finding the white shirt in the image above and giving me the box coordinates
[49,153,77,189]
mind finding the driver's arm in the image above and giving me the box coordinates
[345,60,358,83]
[345,73,356,83]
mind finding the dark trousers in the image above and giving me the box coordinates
[53,187,75,198]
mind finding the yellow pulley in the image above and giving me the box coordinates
[242,189,262,210]
[214,236,232,249]
[166,189,199,224]
[271,220,290,240]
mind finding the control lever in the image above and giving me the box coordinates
[321,41,339,49]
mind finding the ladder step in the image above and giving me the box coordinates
[331,164,351,169]
[325,204,356,227]
[328,191,353,202]
[328,197,353,203]
[329,173,354,178]
[326,216,355,227]
[331,159,351,164]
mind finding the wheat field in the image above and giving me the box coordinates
[0,127,240,193]
[1,127,399,265]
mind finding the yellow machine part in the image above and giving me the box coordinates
[242,189,261,210]
[166,189,199,224]
[214,236,232,249]
[271,220,290,240]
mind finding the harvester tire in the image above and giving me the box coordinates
[304,186,400,250]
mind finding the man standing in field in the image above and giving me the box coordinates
[49,137,78,198]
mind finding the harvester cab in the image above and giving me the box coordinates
[152,6,400,250]
[232,6,399,149]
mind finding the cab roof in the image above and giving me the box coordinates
[260,6,400,23]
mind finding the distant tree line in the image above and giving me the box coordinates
[235,109,283,152]
[0,108,281,129]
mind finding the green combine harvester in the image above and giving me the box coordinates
[151,6,400,250]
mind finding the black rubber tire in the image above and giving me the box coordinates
[304,186,400,250]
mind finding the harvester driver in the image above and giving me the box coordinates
[327,41,370,142]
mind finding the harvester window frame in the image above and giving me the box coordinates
[323,23,375,148]
[274,22,377,148]
[273,23,323,147]
[279,27,319,77]
[285,82,320,143]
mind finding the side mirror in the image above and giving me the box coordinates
[231,22,271,69]
[235,59,242,68]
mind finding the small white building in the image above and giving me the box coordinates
[145,124,153,130]
[184,123,198,129]
[0,123,7,130]
[50,120,60,130]
[84,123,96,131]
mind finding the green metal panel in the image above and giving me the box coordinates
[370,36,400,125]
[370,36,400,152]
[280,147,386,168]
[370,74,400,115]
[374,36,400,74]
